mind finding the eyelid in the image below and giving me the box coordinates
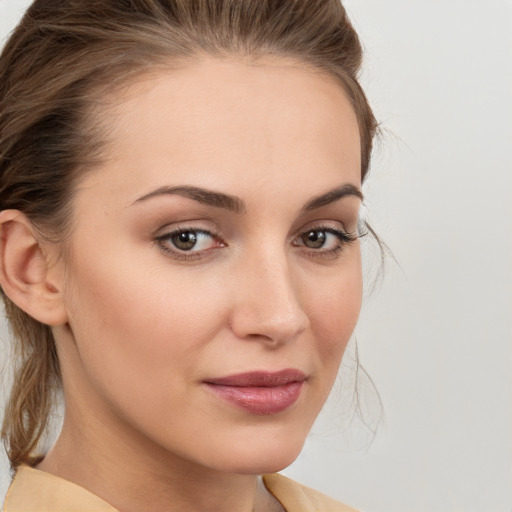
[292,219,357,240]
[292,226,358,246]
[153,217,219,237]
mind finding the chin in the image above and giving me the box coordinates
[205,430,307,476]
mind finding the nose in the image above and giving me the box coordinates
[229,252,310,347]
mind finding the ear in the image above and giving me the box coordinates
[0,209,68,326]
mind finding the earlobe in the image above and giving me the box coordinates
[0,209,68,326]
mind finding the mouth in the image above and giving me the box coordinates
[203,369,307,415]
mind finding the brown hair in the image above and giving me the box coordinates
[0,0,378,469]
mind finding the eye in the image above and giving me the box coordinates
[293,226,358,258]
[155,227,224,258]
[301,229,331,249]
[170,230,208,251]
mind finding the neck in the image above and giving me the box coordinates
[38,411,272,512]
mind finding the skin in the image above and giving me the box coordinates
[28,56,363,512]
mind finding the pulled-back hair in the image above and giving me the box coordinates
[0,0,378,469]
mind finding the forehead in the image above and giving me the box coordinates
[80,55,361,205]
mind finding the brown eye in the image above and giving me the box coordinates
[156,228,222,257]
[171,231,198,251]
[301,230,327,249]
[294,226,358,256]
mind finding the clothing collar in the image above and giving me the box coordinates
[3,464,355,512]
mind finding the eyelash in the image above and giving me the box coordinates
[155,225,359,262]
[293,227,359,260]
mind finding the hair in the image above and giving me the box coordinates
[0,0,379,469]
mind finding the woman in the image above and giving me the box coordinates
[0,1,378,510]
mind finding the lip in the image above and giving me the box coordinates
[204,369,307,415]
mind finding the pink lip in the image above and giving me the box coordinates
[204,369,306,415]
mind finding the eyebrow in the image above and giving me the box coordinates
[133,182,362,213]
[133,185,247,214]
[302,183,363,211]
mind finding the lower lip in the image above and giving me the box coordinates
[205,381,304,415]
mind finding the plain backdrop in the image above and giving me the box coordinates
[0,1,511,511]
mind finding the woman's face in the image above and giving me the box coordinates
[56,56,363,475]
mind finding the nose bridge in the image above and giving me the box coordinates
[230,242,310,344]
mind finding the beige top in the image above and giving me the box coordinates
[3,465,358,512]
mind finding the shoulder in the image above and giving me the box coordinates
[3,465,117,512]
[262,473,359,512]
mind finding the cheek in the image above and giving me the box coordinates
[62,248,227,411]
[306,254,363,371]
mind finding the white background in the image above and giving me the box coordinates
[1,1,511,511]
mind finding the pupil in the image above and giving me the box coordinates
[303,230,325,248]
[173,231,197,250]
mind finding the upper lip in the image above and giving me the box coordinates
[205,369,307,387]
